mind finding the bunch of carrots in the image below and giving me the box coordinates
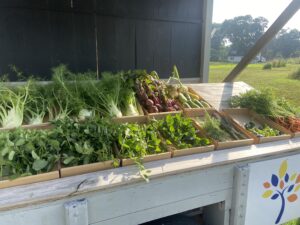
[274,117,300,133]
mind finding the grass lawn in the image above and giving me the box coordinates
[210,62,300,225]
[209,62,300,106]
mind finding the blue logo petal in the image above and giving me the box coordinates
[285,173,289,183]
[288,185,294,193]
[271,174,279,187]
[271,193,279,200]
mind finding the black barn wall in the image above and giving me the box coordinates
[0,0,203,80]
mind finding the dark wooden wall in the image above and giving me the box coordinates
[0,0,204,80]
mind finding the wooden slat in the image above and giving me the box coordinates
[97,16,135,73]
[96,0,203,23]
[187,82,253,110]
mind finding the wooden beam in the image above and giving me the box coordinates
[223,0,300,82]
[200,0,214,83]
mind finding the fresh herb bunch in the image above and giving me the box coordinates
[53,117,117,167]
[0,128,60,178]
[196,113,248,142]
[199,113,231,142]
[155,114,211,149]
[230,88,299,118]
[244,121,280,137]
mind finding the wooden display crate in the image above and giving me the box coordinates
[0,171,59,189]
[112,115,148,124]
[172,145,214,157]
[223,108,292,144]
[0,122,52,132]
[147,111,182,120]
[122,152,172,166]
[60,160,120,178]
[184,109,254,150]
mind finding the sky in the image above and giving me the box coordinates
[213,0,300,30]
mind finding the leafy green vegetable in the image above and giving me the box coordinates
[0,128,60,178]
[53,117,117,167]
[244,121,281,137]
[116,122,167,181]
[154,114,211,149]
[117,123,167,159]
[230,88,299,118]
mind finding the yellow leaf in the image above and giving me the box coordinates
[262,190,273,198]
[279,160,288,179]
[291,173,297,181]
[295,185,300,192]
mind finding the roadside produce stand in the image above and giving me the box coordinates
[1,1,300,225]
[0,81,300,225]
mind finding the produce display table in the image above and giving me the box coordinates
[0,82,299,225]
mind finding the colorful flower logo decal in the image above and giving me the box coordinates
[262,160,300,224]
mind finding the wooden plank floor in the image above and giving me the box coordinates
[187,82,252,110]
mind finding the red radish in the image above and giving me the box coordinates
[146,99,154,107]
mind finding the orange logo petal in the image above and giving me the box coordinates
[296,174,300,184]
[263,182,271,189]
[280,180,285,189]
[287,194,298,202]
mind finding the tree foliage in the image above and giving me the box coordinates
[263,29,300,59]
[211,15,300,61]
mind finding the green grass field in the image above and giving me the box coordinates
[209,62,300,225]
[209,62,300,106]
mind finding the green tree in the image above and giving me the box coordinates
[222,15,268,56]
[265,29,300,58]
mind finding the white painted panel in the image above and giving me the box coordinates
[91,189,232,225]
[0,203,65,225]
[87,165,233,224]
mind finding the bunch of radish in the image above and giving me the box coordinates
[135,71,180,113]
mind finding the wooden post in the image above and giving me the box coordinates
[223,0,300,83]
[200,0,214,83]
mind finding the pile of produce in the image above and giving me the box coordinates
[244,121,281,137]
[0,65,215,182]
[153,114,211,149]
[135,71,180,113]
[230,89,300,133]
[194,112,248,142]
[166,66,211,109]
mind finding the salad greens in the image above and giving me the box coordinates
[0,128,60,178]
[116,122,169,181]
[244,121,281,137]
[153,114,211,149]
[53,117,118,167]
